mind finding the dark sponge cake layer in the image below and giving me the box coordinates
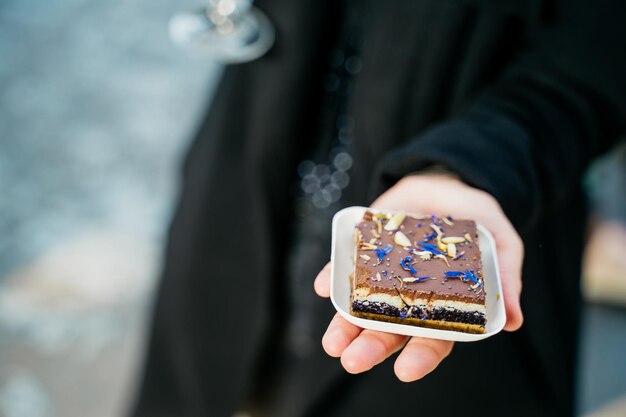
[352,300,424,319]
[429,307,486,326]
[352,300,486,326]
[351,310,486,334]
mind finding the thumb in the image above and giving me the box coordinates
[492,226,524,331]
[314,262,332,298]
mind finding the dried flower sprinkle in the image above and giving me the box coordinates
[396,276,404,289]
[442,236,465,244]
[402,276,436,283]
[447,242,457,258]
[435,254,451,267]
[400,256,417,274]
[416,242,443,256]
[430,223,444,236]
[444,270,483,288]
[394,231,412,247]
[375,245,393,262]
[453,251,465,261]
[414,250,433,261]
[385,212,406,231]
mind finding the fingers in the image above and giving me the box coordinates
[394,338,454,382]
[314,262,331,298]
[340,330,408,374]
[322,313,453,380]
[322,313,408,374]
[322,313,362,357]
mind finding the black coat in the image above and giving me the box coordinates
[131,1,626,416]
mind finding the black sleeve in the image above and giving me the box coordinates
[372,0,626,233]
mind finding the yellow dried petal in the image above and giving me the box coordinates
[385,211,406,231]
[435,254,451,267]
[437,235,447,251]
[442,217,454,226]
[394,231,412,247]
[360,243,377,250]
[442,236,465,244]
[465,233,473,243]
[430,224,443,236]
[447,242,457,258]
[359,254,371,261]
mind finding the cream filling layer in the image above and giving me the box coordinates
[353,289,485,314]
[431,299,486,314]
[353,289,405,309]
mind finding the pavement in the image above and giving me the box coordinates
[0,1,625,416]
[0,1,219,416]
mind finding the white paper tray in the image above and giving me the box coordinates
[330,206,506,342]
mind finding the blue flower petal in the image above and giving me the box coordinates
[400,256,417,275]
[375,245,393,262]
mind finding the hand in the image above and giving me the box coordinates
[314,174,524,382]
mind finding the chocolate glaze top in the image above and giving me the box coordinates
[354,211,485,304]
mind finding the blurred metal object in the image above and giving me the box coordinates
[583,143,626,306]
[169,0,274,63]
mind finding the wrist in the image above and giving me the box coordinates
[407,164,461,180]
[399,164,463,189]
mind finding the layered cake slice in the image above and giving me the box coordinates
[350,210,486,334]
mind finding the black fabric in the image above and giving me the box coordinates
[130,1,626,416]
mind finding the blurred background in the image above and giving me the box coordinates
[0,1,624,416]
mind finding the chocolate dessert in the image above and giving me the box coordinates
[350,210,486,334]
